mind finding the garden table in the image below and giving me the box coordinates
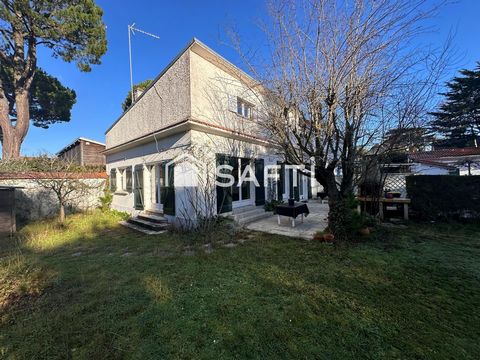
[276,203,310,227]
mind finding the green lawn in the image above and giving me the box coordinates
[1,212,479,359]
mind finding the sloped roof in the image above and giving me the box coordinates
[57,137,105,155]
[410,147,480,161]
[413,158,456,170]
[105,38,262,135]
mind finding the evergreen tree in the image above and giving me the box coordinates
[0,0,107,159]
[430,62,480,148]
[122,79,153,112]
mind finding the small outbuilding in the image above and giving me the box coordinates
[57,137,106,166]
[0,186,19,234]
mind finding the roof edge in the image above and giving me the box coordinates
[104,38,197,135]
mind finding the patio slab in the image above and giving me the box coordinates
[245,200,329,240]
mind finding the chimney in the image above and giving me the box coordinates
[134,88,144,102]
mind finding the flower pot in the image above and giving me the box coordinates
[288,198,295,206]
[323,233,335,242]
[313,233,324,241]
[359,227,370,236]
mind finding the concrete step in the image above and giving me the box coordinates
[119,221,168,235]
[144,209,164,216]
[233,208,266,221]
[138,212,168,224]
[237,211,273,225]
[127,217,170,232]
[232,205,260,215]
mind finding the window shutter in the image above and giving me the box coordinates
[125,167,133,192]
[228,95,237,113]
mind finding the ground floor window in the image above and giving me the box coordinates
[267,167,278,201]
[110,169,116,192]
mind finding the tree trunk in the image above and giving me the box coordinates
[1,128,22,159]
[59,203,65,223]
[0,90,30,160]
[319,170,356,241]
[327,196,351,241]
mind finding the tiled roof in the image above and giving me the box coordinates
[410,147,480,160]
[413,158,456,170]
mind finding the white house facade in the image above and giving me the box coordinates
[104,39,312,225]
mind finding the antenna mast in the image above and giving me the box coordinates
[128,23,160,105]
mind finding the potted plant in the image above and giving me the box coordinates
[323,233,335,242]
[358,227,370,236]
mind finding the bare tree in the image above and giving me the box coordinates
[26,156,101,222]
[230,0,450,239]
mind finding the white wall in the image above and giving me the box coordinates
[411,164,449,175]
[189,49,269,140]
[106,132,191,215]
[0,178,105,220]
[106,51,191,149]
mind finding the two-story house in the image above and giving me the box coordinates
[104,39,312,227]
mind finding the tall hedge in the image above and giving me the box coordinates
[406,175,480,220]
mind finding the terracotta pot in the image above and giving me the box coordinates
[323,233,335,242]
[313,234,323,242]
[359,227,370,236]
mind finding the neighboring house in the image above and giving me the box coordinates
[409,147,480,176]
[372,147,480,198]
[57,137,106,166]
[104,39,312,225]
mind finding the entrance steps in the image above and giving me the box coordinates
[121,210,170,234]
[230,205,272,225]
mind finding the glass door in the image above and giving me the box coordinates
[149,163,164,212]
[232,157,255,208]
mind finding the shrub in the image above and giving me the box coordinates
[264,199,284,213]
[99,184,113,212]
[406,175,480,221]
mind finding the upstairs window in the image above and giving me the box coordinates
[236,97,253,119]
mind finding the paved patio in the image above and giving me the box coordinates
[245,200,329,240]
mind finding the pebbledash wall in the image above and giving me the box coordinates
[0,172,106,221]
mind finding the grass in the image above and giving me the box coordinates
[1,211,479,359]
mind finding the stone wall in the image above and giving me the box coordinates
[0,173,106,221]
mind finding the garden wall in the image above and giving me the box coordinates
[0,172,106,221]
[406,175,480,220]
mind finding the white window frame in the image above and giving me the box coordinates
[236,97,253,119]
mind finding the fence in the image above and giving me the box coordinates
[406,175,480,220]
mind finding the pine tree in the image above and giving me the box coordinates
[430,62,480,148]
[0,0,107,159]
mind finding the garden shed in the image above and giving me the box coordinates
[0,186,19,234]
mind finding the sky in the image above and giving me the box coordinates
[14,0,480,155]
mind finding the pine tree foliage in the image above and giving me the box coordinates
[430,63,480,148]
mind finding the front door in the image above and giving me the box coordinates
[134,165,144,210]
[149,163,164,212]
[232,157,255,208]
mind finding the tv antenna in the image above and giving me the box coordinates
[128,23,160,105]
